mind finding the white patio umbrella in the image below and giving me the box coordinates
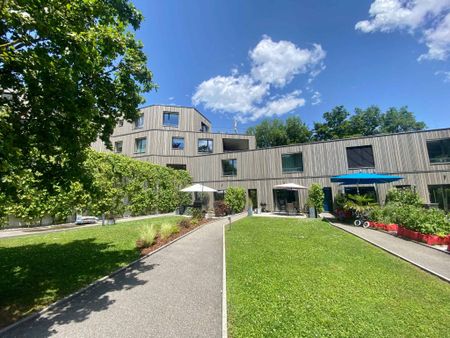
[273,183,308,190]
[180,183,217,192]
[180,184,217,211]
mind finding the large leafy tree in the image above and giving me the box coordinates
[285,116,312,144]
[247,119,288,148]
[380,107,426,133]
[312,105,352,141]
[349,105,382,136]
[0,0,155,196]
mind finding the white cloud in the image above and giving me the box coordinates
[239,91,306,122]
[192,36,325,122]
[356,0,450,60]
[311,91,322,105]
[192,75,268,114]
[168,96,175,101]
[435,70,450,81]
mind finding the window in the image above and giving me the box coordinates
[427,138,450,164]
[214,190,225,201]
[395,185,413,190]
[163,111,179,127]
[222,159,237,176]
[172,137,184,150]
[134,137,147,154]
[201,122,209,132]
[429,184,450,211]
[346,145,375,169]
[134,115,144,129]
[114,141,123,153]
[198,139,213,153]
[281,153,303,173]
[167,164,186,170]
[118,119,124,127]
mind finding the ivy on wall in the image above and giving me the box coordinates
[1,150,192,226]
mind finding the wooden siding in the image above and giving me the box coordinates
[189,129,450,210]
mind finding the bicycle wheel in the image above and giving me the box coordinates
[362,221,370,228]
[354,219,362,226]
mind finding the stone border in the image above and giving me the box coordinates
[0,218,211,335]
[326,219,450,283]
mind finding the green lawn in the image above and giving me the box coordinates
[0,216,182,328]
[226,217,450,337]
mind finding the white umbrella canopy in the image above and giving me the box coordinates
[180,183,217,192]
[273,183,308,190]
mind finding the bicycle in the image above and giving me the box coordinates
[353,210,371,228]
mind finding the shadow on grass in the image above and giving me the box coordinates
[0,238,156,334]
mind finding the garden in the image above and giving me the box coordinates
[0,216,184,328]
[226,217,450,337]
[335,188,450,248]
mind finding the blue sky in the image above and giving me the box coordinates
[133,0,450,132]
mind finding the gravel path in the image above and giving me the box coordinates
[2,214,246,338]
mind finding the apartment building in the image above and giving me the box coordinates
[92,105,450,213]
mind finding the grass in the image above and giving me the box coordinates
[226,217,450,337]
[0,216,182,328]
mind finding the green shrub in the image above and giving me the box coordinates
[386,188,422,207]
[334,193,347,210]
[225,186,246,213]
[136,224,158,249]
[191,208,204,221]
[159,223,180,239]
[178,218,191,228]
[306,183,325,213]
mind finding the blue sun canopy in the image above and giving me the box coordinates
[330,172,403,185]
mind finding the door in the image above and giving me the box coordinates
[248,189,258,209]
[323,187,333,212]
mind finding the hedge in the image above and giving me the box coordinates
[1,150,192,226]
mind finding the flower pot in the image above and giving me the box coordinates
[421,234,448,245]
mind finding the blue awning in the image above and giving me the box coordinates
[330,172,403,185]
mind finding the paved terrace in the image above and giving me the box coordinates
[327,218,450,282]
[2,214,246,338]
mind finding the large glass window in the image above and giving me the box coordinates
[222,159,237,176]
[427,138,450,164]
[429,184,450,211]
[198,139,213,153]
[281,153,303,173]
[172,137,184,150]
[167,164,186,170]
[134,115,144,129]
[114,141,123,153]
[163,111,179,127]
[201,122,209,132]
[134,137,147,154]
[346,145,375,169]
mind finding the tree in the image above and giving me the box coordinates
[247,119,288,148]
[380,107,426,133]
[349,105,382,136]
[224,186,246,213]
[306,183,325,214]
[312,106,352,141]
[285,116,312,144]
[0,0,155,197]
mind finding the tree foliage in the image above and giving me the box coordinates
[0,0,155,197]
[1,150,192,226]
[247,105,426,148]
[306,183,325,214]
[247,116,311,148]
[224,186,246,213]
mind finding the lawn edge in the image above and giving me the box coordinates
[222,219,228,338]
[0,216,211,335]
[325,218,450,283]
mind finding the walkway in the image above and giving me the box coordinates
[0,213,176,239]
[2,214,246,338]
[328,219,450,282]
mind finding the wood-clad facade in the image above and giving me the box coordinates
[92,105,450,212]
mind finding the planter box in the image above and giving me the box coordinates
[369,222,398,232]
[397,226,420,241]
[420,234,448,246]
